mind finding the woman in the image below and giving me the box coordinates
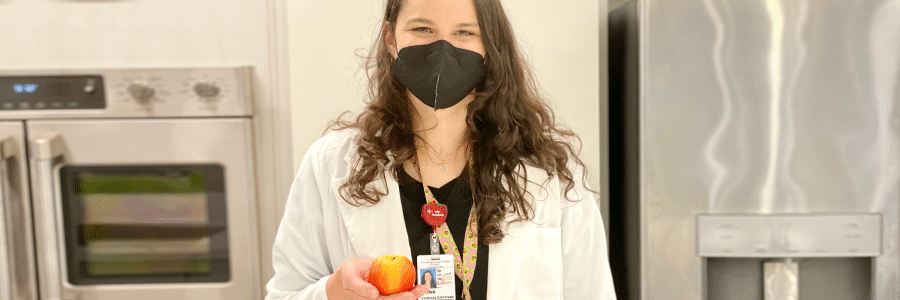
[421,270,436,290]
[266,0,616,299]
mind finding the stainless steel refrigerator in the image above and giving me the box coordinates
[609,0,900,299]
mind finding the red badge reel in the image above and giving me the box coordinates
[421,202,448,228]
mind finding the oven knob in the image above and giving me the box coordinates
[193,82,221,98]
[127,82,155,102]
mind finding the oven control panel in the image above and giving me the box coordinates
[0,67,253,118]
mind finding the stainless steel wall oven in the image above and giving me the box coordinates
[0,67,261,300]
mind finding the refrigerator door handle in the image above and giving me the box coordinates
[0,136,17,300]
[30,133,69,300]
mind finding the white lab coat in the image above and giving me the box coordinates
[265,130,616,300]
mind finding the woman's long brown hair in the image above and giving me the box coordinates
[329,0,591,244]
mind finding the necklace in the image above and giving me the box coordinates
[422,148,452,171]
[415,137,468,172]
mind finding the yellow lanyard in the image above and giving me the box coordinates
[412,147,477,300]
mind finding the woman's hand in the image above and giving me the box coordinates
[326,257,429,300]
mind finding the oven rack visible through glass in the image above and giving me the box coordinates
[59,164,230,284]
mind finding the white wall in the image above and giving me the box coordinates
[288,0,608,228]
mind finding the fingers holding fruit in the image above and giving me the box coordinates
[379,285,430,300]
[368,255,429,299]
[346,258,380,297]
[327,257,380,300]
[327,255,428,300]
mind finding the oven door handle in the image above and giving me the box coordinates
[30,133,70,300]
[0,136,17,300]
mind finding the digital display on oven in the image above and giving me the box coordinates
[0,75,106,110]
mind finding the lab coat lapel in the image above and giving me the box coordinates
[486,165,549,300]
[331,146,412,260]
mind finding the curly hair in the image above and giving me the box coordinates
[329,0,590,244]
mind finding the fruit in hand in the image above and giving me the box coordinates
[367,255,416,295]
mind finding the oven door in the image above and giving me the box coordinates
[27,118,259,300]
[0,121,38,300]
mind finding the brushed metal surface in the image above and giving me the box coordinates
[26,119,260,300]
[697,214,882,257]
[30,133,68,300]
[0,138,9,300]
[706,257,872,300]
[763,259,798,300]
[0,122,37,300]
[620,0,900,298]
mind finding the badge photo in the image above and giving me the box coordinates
[416,254,456,300]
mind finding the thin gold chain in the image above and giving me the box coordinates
[414,137,468,168]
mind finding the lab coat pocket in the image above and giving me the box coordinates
[513,227,563,299]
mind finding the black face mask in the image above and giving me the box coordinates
[392,40,486,110]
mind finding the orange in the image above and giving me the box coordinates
[367,255,416,295]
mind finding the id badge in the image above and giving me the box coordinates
[416,254,456,300]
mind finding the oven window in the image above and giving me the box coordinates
[61,165,229,284]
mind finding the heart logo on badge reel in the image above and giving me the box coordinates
[421,202,448,227]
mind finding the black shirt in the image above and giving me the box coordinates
[397,169,489,300]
